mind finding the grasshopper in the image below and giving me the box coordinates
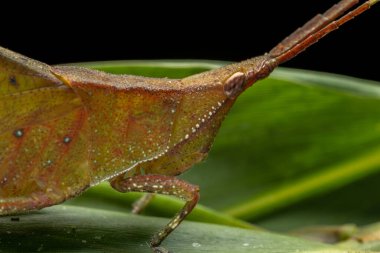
[0,0,377,252]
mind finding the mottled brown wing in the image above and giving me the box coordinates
[0,46,90,215]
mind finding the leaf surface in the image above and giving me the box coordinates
[0,205,368,253]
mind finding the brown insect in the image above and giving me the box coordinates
[0,0,377,252]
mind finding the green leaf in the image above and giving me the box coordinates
[68,183,256,230]
[0,205,370,253]
[71,60,226,78]
[339,222,380,251]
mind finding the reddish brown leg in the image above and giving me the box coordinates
[110,175,199,252]
[132,193,155,214]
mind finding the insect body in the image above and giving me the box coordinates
[0,1,377,252]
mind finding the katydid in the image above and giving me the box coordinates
[0,0,377,252]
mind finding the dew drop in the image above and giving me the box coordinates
[1,177,8,184]
[192,242,201,248]
[63,136,71,144]
[13,129,24,138]
[243,243,249,247]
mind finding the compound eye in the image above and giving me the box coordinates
[224,72,246,99]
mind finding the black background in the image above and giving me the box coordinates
[1,1,378,81]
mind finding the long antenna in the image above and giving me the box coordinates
[270,0,378,64]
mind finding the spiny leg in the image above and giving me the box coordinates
[110,174,199,252]
[132,193,155,214]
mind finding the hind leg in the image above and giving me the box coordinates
[110,174,199,253]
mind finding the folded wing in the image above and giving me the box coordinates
[0,46,90,214]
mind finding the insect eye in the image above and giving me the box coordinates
[224,72,246,99]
